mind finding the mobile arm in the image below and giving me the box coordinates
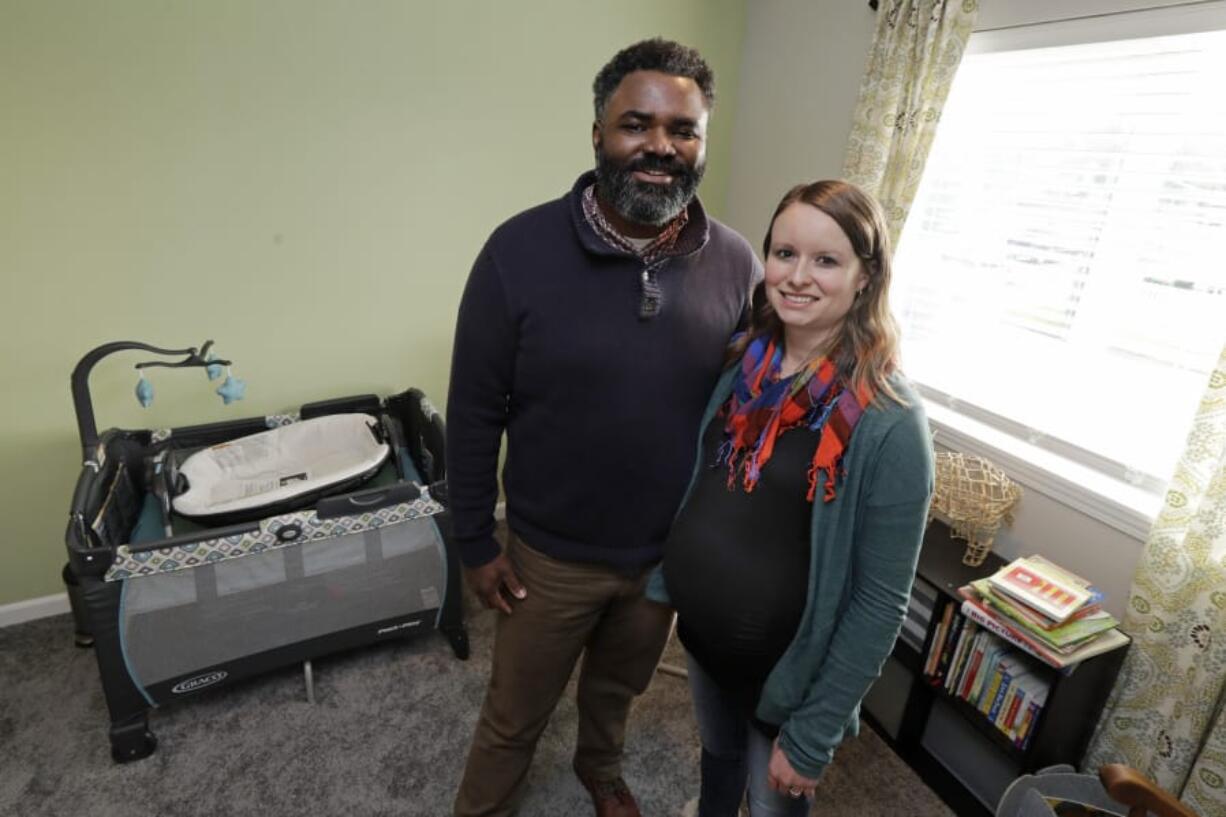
[70,340,231,461]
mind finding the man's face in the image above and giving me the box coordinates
[592,70,709,230]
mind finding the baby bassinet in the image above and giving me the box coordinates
[172,412,392,522]
[63,342,467,763]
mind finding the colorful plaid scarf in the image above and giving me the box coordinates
[717,334,871,502]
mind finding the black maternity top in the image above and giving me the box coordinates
[663,402,817,693]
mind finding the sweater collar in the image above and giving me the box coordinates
[567,170,711,260]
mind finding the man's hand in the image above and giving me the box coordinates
[465,552,527,615]
[767,739,818,801]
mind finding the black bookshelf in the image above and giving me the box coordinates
[861,522,1129,817]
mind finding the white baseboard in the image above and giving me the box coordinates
[0,592,71,628]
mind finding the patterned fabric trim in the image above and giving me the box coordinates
[105,493,444,581]
[152,411,300,442]
[265,412,301,428]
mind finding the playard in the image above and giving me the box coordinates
[62,340,467,762]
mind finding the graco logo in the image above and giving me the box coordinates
[172,670,228,695]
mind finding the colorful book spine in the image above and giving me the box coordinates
[994,660,1034,735]
[946,619,977,694]
[979,665,1001,715]
[997,683,1023,733]
[936,614,964,684]
[985,667,1009,720]
[957,632,987,700]
[925,601,955,677]
[1012,675,1050,749]
[959,592,1071,670]
[971,644,1004,707]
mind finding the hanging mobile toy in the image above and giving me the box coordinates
[122,340,243,408]
[205,352,225,381]
[216,367,247,405]
[135,371,154,407]
[71,339,245,462]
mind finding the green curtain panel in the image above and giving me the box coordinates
[841,0,978,248]
[1084,345,1226,815]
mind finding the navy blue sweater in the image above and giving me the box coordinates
[445,172,761,570]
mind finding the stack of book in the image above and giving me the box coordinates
[958,555,1129,670]
[926,618,1050,750]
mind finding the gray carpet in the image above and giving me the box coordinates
[0,588,955,817]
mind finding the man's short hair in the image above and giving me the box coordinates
[592,38,716,121]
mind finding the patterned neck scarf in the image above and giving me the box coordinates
[718,334,872,503]
[581,184,689,265]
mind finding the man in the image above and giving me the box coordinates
[448,38,761,817]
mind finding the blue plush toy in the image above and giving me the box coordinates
[205,352,225,381]
[216,369,247,404]
[135,373,154,407]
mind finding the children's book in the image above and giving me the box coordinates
[946,619,978,694]
[925,601,955,677]
[969,579,1118,648]
[988,557,1092,624]
[957,631,989,700]
[936,614,964,683]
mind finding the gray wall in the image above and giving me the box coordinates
[722,0,877,251]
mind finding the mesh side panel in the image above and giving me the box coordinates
[216,551,289,595]
[119,515,445,687]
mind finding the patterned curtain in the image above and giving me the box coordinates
[842,0,978,248]
[1083,346,1226,814]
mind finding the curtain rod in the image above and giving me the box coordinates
[866,0,1222,27]
[973,0,1222,33]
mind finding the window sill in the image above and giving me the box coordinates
[923,399,1158,543]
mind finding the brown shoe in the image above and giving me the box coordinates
[573,763,642,817]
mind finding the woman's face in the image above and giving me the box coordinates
[764,202,868,354]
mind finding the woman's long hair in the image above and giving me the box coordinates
[729,179,902,404]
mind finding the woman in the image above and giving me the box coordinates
[650,180,934,816]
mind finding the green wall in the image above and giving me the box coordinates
[1,0,748,606]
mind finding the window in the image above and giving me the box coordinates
[893,6,1226,534]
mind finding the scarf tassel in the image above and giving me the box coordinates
[806,430,846,503]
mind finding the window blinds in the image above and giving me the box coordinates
[893,27,1226,487]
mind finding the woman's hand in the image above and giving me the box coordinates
[767,739,819,800]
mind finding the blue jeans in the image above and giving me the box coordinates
[687,654,811,817]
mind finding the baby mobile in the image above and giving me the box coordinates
[133,340,246,407]
[71,339,246,463]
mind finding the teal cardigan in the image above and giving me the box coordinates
[647,366,934,779]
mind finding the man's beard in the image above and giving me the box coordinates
[594,147,705,228]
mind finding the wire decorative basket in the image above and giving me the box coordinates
[930,452,1023,566]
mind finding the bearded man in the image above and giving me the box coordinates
[448,38,761,817]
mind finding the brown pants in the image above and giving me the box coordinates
[453,533,674,817]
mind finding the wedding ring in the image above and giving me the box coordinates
[788,786,803,798]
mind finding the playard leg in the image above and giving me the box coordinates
[441,624,469,660]
[435,515,469,661]
[303,660,316,705]
[79,574,161,763]
[109,713,157,764]
[62,564,95,648]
